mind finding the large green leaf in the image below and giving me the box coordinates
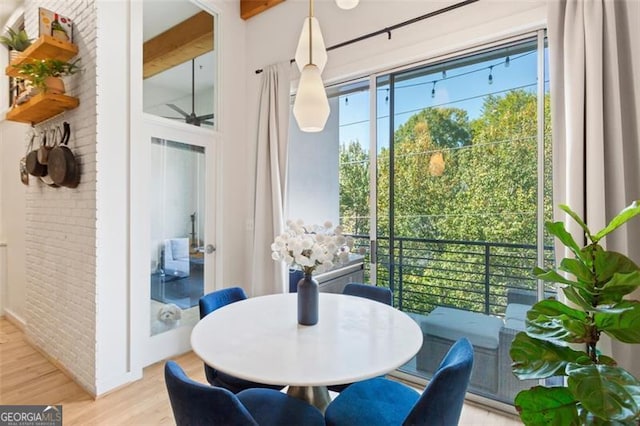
[595,301,640,343]
[598,271,640,305]
[515,386,580,426]
[566,363,640,422]
[597,355,618,367]
[535,267,585,287]
[560,204,592,242]
[561,258,595,287]
[526,315,591,343]
[528,299,588,321]
[546,221,585,261]
[592,200,640,242]
[511,332,587,379]
[594,250,640,288]
[563,286,596,311]
[526,300,591,343]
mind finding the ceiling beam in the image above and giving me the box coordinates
[241,0,285,20]
[143,11,214,79]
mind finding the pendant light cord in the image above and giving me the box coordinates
[255,0,479,74]
[308,0,314,65]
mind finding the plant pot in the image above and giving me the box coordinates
[44,77,65,95]
[9,50,21,62]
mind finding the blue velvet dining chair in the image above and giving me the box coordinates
[328,283,393,393]
[325,337,474,426]
[343,283,393,305]
[199,287,285,393]
[164,361,324,426]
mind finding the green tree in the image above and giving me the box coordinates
[338,89,552,316]
[339,141,369,236]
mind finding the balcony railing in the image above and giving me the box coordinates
[347,234,555,318]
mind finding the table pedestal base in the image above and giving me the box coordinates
[287,385,331,413]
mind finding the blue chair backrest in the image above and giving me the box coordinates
[199,287,247,319]
[343,283,393,305]
[403,338,474,426]
[164,361,258,426]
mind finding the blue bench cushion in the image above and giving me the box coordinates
[505,303,530,331]
[421,307,503,349]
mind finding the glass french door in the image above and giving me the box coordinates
[139,117,217,366]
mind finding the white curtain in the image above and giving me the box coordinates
[249,62,291,296]
[548,0,640,376]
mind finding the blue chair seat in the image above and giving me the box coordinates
[326,338,474,426]
[237,388,324,426]
[165,361,323,426]
[326,377,420,425]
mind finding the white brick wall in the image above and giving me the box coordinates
[23,0,97,394]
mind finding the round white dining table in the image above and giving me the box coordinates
[191,292,423,412]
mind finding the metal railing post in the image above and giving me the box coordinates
[398,239,404,310]
[484,243,491,315]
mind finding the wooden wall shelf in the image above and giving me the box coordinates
[5,35,78,78]
[6,93,79,124]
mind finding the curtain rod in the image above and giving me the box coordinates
[254,0,479,74]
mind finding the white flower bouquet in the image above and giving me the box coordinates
[271,220,355,275]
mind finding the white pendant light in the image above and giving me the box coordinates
[293,0,330,133]
[294,17,327,73]
[293,64,330,132]
[335,0,359,10]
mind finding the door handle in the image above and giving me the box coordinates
[205,244,216,254]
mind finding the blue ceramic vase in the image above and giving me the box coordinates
[297,273,319,325]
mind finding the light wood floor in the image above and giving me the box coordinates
[0,318,521,425]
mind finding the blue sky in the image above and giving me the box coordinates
[338,43,549,151]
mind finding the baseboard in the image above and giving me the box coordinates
[3,308,26,330]
[23,333,98,399]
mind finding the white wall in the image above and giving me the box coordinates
[0,120,28,322]
[197,0,248,291]
[94,0,135,395]
[21,0,97,393]
[287,95,339,225]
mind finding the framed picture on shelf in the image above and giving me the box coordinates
[38,8,73,43]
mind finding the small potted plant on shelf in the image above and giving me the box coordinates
[14,58,81,96]
[0,27,32,60]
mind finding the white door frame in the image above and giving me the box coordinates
[132,114,218,368]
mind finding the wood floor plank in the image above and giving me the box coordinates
[0,318,522,425]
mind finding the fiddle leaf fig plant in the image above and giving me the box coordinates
[510,200,640,425]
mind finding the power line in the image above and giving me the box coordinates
[338,81,547,129]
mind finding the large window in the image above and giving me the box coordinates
[288,32,551,405]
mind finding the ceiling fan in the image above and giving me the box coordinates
[165,59,214,127]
